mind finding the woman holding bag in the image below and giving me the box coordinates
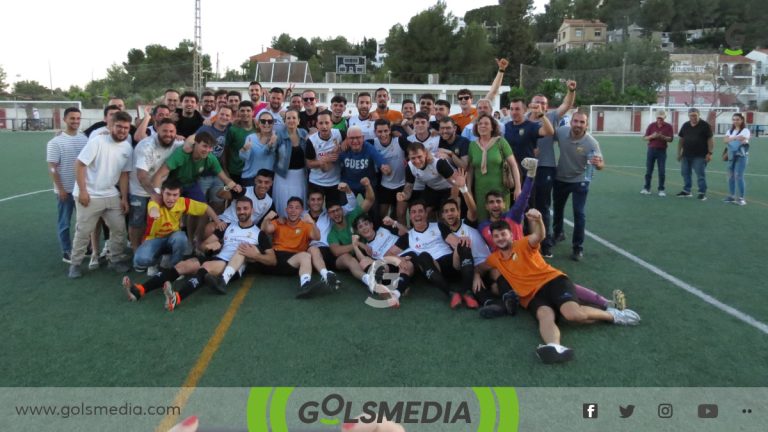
[468,113,521,220]
[723,113,750,206]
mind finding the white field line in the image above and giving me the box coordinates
[609,165,768,178]
[0,189,52,203]
[563,218,768,335]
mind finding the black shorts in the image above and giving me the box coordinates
[308,182,346,205]
[316,246,338,271]
[255,250,298,276]
[527,275,578,317]
[411,187,452,210]
[377,184,404,205]
[435,253,459,278]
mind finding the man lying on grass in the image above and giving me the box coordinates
[474,209,641,364]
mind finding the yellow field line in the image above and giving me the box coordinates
[603,167,768,208]
[154,276,254,432]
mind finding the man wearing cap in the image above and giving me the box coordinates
[676,108,713,200]
[641,111,674,196]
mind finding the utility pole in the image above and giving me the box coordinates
[193,0,203,94]
[621,53,627,94]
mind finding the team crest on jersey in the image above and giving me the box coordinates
[295,229,301,234]
[576,146,586,155]
[519,129,525,136]
[198,167,204,173]
[512,252,518,261]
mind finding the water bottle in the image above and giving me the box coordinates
[585,150,596,182]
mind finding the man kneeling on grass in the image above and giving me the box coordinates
[474,210,641,364]
[122,196,276,311]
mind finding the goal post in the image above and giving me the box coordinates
[0,100,82,131]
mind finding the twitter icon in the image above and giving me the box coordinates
[619,405,636,418]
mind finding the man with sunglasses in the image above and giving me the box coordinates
[299,89,320,134]
[451,58,509,133]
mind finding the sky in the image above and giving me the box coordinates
[2,0,547,91]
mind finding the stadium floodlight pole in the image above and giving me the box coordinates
[193,0,203,94]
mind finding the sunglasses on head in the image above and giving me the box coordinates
[259,119,274,125]
[303,97,316,102]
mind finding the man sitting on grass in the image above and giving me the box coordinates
[474,210,640,364]
[122,196,275,311]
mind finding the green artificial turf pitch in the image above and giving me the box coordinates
[1,131,766,388]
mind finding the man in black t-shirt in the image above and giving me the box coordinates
[676,108,714,200]
[175,91,204,138]
[299,89,320,133]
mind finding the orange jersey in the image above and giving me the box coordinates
[144,198,208,240]
[271,219,314,253]
[451,108,477,131]
[375,108,403,123]
[485,237,565,308]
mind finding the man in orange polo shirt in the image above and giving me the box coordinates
[258,196,330,298]
[374,88,403,123]
[474,209,640,364]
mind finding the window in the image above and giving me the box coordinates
[594,30,601,37]
[575,29,583,38]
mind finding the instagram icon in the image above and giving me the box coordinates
[658,404,673,418]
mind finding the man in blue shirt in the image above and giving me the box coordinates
[504,98,554,177]
[339,126,391,196]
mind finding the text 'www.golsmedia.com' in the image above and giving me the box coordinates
[15,402,180,419]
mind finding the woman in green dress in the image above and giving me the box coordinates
[468,113,521,221]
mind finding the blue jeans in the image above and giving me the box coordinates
[133,231,188,268]
[728,155,748,198]
[534,166,556,248]
[644,148,667,191]
[552,180,589,252]
[681,156,707,194]
[56,193,75,253]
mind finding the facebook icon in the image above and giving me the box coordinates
[583,403,598,419]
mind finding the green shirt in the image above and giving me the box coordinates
[225,124,254,175]
[164,147,222,187]
[327,206,363,246]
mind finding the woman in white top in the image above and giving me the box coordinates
[723,113,750,205]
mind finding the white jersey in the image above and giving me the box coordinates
[407,158,453,191]
[129,136,183,197]
[451,221,490,264]
[217,223,265,262]
[307,210,332,247]
[367,227,399,260]
[407,133,440,155]
[219,187,273,225]
[403,222,452,259]
[348,116,376,141]
[372,138,406,189]
[307,129,342,187]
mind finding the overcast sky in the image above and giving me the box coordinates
[3,0,546,90]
